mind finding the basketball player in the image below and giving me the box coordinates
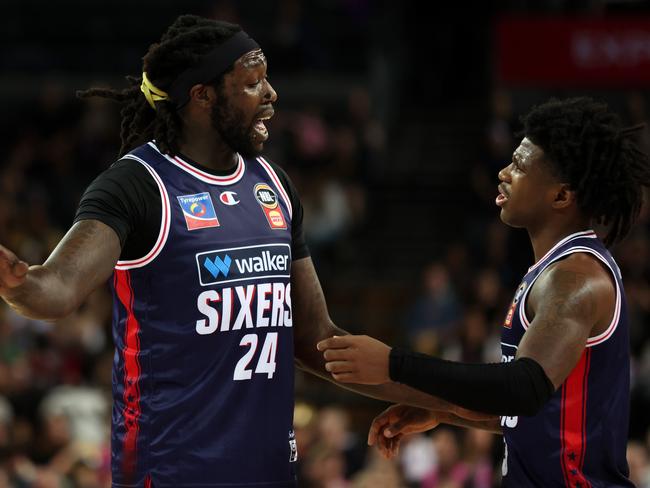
[318,98,650,486]
[0,15,479,487]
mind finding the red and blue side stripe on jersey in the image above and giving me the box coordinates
[114,269,143,480]
[560,348,592,488]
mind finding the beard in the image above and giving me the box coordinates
[210,98,260,159]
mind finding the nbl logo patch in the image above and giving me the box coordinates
[254,183,287,229]
[177,192,220,231]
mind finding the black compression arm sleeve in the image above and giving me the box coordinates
[389,348,556,416]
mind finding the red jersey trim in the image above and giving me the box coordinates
[560,348,592,488]
[114,270,143,478]
[148,142,246,186]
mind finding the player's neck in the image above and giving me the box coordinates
[179,132,238,172]
[528,219,592,263]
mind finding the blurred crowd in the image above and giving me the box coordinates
[1,2,650,487]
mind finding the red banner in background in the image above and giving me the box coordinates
[496,17,650,86]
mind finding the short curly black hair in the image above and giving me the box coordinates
[77,15,241,156]
[522,97,650,246]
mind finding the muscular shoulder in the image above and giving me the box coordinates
[529,253,615,327]
[99,158,156,189]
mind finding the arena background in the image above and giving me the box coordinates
[1,1,650,486]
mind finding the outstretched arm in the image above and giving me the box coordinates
[291,257,488,418]
[0,220,121,320]
[316,253,612,417]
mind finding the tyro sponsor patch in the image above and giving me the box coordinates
[177,192,220,230]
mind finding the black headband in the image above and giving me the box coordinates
[168,31,260,109]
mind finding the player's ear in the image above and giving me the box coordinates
[551,183,575,210]
[188,84,217,109]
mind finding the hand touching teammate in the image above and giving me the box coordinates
[316,335,391,384]
[0,245,28,296]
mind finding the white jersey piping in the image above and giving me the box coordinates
[527,230,597,273]
[148,142,245,186]
[518,247,622,348]
[256,157,293,219]
[115,156,171,270]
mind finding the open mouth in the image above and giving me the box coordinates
[496,184,509,207]
[253,110,274,142]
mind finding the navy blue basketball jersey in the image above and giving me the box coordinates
[109,142,298,487]
[500,230,633,487]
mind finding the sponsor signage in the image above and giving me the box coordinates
[177,192,220,230]
[496,17,650,86]
[196,243,291,286]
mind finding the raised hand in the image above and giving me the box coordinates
[0,245,28,296]
[368,404,443,459]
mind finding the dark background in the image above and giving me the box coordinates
[1,1,649,487]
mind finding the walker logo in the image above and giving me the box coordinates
[177,192,220,231]
[203,255,232,278]
[196,243,291,286]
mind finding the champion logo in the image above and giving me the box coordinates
[219,191,240,206]
[203,255,232,278]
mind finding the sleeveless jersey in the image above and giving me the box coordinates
[500,230,633,487]
[109,142,298,487]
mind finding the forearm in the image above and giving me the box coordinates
[389,348,555,416]
[1,220,120,320]
[439,412,502,434]
[290,257,471,414]
[296,325,478,415]
[298,357,469,413]
[3,265,79,320]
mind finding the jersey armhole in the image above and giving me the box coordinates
[114,156,171,270]
[518,247,622,347]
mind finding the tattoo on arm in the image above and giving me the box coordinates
[519,264,599,388]
[4,220,121,320]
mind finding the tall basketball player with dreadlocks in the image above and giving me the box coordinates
[318,97,650,486]
[0,15,483,487]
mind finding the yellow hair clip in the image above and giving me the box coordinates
[140,72,169,109]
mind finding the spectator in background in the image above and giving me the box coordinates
[350,449,402,488]
[398,433,437,486]
[442,306,500,364]
[627,440,650,488]
[403,262,461,355]
[316,406,366,479]
[421,427,467,488]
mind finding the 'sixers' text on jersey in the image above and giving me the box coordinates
[500,230,633,487]
[110,142,298,488]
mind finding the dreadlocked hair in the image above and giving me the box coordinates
[77,15,242,156]
[522,97,650,247]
